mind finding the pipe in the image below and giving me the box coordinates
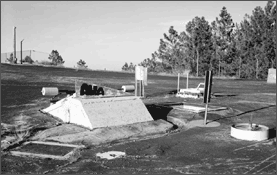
[121,85,135,92]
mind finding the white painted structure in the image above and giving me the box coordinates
[42,95,153,130]
[176,83,205,99]
[267,68,276,84]
[231,123,269,141]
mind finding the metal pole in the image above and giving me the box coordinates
[21,39,24,64]
[142,80,144,97]
[204,72,211,125]
[14,27,16,63]
[204,103,209,125]
[140,80,142,97]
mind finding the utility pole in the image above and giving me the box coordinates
[21,39,24,64]
[14,26,16,63]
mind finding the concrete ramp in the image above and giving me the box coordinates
[42,96,153,130]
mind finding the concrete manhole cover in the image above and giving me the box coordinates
[9,141,85,160]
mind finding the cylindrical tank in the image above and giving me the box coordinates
[41,87,59,96]
[121,85,135,92]
[80,83,88,95]
[97,87,105,95]
[87,85,93,95]
[93,85,98,95]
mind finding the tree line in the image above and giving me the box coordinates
[6,50,89,69]
[122,1,276,79]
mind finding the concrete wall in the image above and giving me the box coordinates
[267,68,276,84]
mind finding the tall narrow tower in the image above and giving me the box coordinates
[14,26,16,61]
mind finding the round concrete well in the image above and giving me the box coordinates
[231,123,269,141]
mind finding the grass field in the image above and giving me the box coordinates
[1,63,275,123]
[1,63,276,174]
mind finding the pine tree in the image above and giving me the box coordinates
[77,59,88,68]
[184,16,214,76]
[48,50,65,65]
[23,56,34,64]
[128,62,135,72]
[158,26,185,73]
[121,62,129,71]
[212,7,236,76]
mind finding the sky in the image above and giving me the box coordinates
[1,1,269,71]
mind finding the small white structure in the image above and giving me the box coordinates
[231,123,269,141]
[267,68,276,84]
[41,95,153,130]
[176,83,205,99]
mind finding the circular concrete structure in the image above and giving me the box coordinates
[231,123,269,141]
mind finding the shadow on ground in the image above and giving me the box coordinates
[145,104,173,121]
[212,92,237,97]
[145,89,177,98]
[268,127,276,139]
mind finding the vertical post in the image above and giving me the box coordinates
[139,80,142,97]
[204,102,209,125]
[186,73,189,89]
[141,80,143,97]
[177,73,180,92]
[204,71,212,125]
[20,39,24,64]
[14,27,16,62]
[21,41,22,64]
[141,80,144,97]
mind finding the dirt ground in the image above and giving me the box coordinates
[1,64,276,174]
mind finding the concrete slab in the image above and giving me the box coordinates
[9,141,85,160]
[187,119,221,128]
[167,116,189,128]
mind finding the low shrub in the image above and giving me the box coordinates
[39,60,54,66]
